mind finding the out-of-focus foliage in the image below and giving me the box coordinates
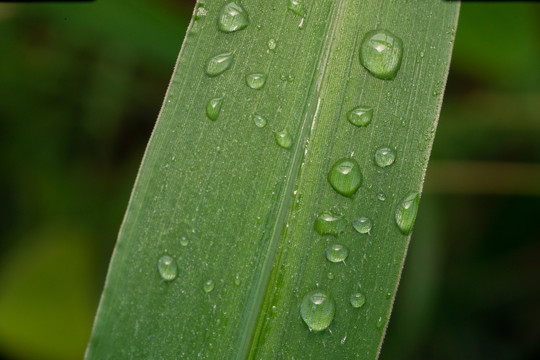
[0,1,538,360]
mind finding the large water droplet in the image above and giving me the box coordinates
[350,292,366,308]
[359,29,403,80]
[328,158,362,197]
[353,216,372,235]
[218,2,250,33]
[252,113,267,128]
[288,0,306,17]
[206,97,223,121]
[374,147,396,168]
[347,106,373,127]
[300,290,335,332]
[274,128,292,149]
[325,244,349,263]
[394,192,420,235]
[203,279,215,293]
[314,210,347,236]
[206,52,234,77]
[246,73,267,89]
[157,255,178,281]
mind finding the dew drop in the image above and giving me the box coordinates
[314,210,347,236]
[252,113,267,128]
[347,106,373,127]
[377,193,387,201]
[206,97,223,121]
[217,2,250,33]
[267,38,277,50]
[246,73,267,89]
[288,0,306,17]
[327,272,334,280]
[350,292,366,308]
[353,216,372,234]
[328,158,362,197]
[206,52,234,77]
[394,192,420,235]
[157,255,178,281]
[325,244,349,263]
[203,279,215,293]
[359,29,403,80]
[234,273,241,286]
[376,316,385,329]
[274,128,292,149]
[374,147,396,168]
[300,290,335,332]
[179,237,189,246]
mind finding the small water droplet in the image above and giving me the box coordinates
[180,237,189,246]
[206,52,234,77]
[374,147,396,168]
[325,244,349,263]
[157,255,178,281]
[267,38,277,50]
[314,210,347,236]
[203,279,215,293]
[377,193,386,201]
[327,272,334,280]
[287,74,294,82]
[252,113,267,128]
[376,316,384,329]
[274,128,292,149]
[300,290,335,332]
[288,0,306,17]
[246,73,267,89]
[206,97,223,121]
[386,292,392,299]
[359,29,404,80]
[218,2,250,33]
[394,192,420,235]
[347,106,373,127]
[234,273,241,286]
[350,292,366,308]
[328,158,362,197]
[353,216,372,234]
[420,51,425,58]
[194,5,208,19]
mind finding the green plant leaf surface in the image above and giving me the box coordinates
[85,1,459,359]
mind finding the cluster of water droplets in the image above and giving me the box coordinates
[186,2,420,335]
[298,28,422,333]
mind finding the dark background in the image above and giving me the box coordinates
[0,1,538,359]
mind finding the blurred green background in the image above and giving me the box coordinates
[0,1,538,359]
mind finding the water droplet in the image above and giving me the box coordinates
[386,292,392,299]
[246,73,267,89]
[325,244,349,263]
[194,6,208,19]
[288,0,306,17]
[350,292,366,308]
[374,147,396,168]
[328,158,362,197]
[206,97,223,121]
[353,217,372,234]
[274,128,292,149]
[180,237,189,246]
[267,38,277,50]
[420,51,425,58]
[376,316,384,329]
[377,193,386,201]
[359,29,404,80]
[300,290,335,332]
[218,2,250,33]
[394,192,420,235]
[347,106,373,127]
[252,113,267,128]
[203,279,215,293]
[206,52,234,77]
[234,273,241,286]
[157,255,177,281]
[314,210,347,236]
[327,272,334,280]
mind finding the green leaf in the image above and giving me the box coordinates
[85,0,459,358]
